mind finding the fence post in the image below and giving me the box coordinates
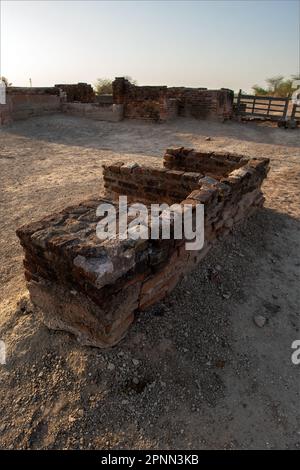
[283,98,289,120]
[236,89,242,114]
[291,103,296,121]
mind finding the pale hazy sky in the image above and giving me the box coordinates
[0,0,299,92]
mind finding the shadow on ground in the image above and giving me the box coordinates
[2,115,300,158]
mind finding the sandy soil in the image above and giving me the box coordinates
[0,115,299,449]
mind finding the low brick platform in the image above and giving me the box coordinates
[17,148,269,348]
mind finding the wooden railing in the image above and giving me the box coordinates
[236,90,289,121]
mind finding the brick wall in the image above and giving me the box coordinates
[4,87,61,122]
[62,102,124,122]
[0,101,13,125]
[103,162,202,204]
[163,147,247,177]
[55,83,95,103]
[16,147,269,348]
[112,77,233,121]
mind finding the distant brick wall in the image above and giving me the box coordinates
[62,102,123,122]
[0,102,13,125]
[112,77,233,121]
[167,87,233,120]
[55,83,95,103]
[4,87,61,121]
[113,78,165,121]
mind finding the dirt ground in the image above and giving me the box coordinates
[0,115,299,450]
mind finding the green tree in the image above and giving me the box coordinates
[252,85,268,96]
[94,76,138,95]
[94,78,113,95]
[252,75,299,98]
[265,75,284,94]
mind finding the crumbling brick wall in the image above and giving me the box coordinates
[103,162,202,204]
[166,88,233,120]
[113,78,166,121]
[163,147,246,177]
[55,83,95,103]
[112,77,233,121]
[62,102,123,122]
[0,84,97,124]
[17,148,269,348]
[5,87,61,121]
[0,101,13,125]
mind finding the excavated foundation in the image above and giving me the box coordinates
[17,148,269,347]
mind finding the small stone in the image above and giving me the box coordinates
[107,363,115,371]
[253,315,266,328]
[222,292,231,299]
[125,162,139,170]
[132,377,139,385]
[205,136,212,141]
[132,359,139,366]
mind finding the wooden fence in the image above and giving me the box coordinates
[235,90,289,122]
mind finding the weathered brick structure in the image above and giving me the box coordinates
[2,87,61,122]
[55,83,95,103]
[0,78,233,125]
[0,83,95,125]
[113,77,233,121]
[16,147,269,348]
[61,102,123,122]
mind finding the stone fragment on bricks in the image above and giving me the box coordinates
[183,172,202,183]
[105,161,124,173]
[199,175,219,187]
[123,162,140,171]
[166,170,185,180]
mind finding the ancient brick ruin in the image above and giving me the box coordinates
[0,83,95,124]
[55,82,95,103]
[0,77,234,125]
[0,86,61,124]
[16,148,269,348]
[113,77,233,121]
